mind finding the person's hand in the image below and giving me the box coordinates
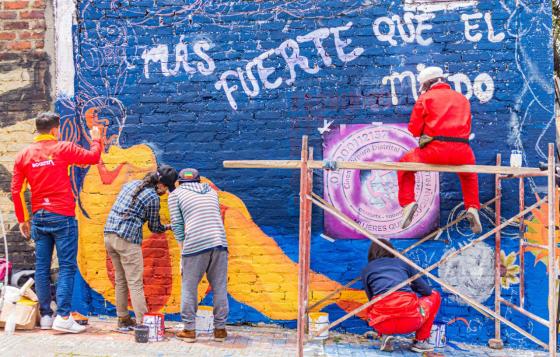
[418,135,433,148]
[90,126,101,141]
[19,221,30,240]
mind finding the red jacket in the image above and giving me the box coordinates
[408,82,472,139]
[11,134,101,223]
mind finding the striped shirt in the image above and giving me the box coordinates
[104,180,167,244]
[168,182,228,256]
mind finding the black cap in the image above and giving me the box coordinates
[157,164,178,192]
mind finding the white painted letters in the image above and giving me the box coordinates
[296,28,332,66]
[193,40,216,75]
[214,70,240,110]
[462,12,505,43]
[330,22,364,62]
[276,39,319,85]
[372,13,435,46]
[142,37,215,79]
[383,65,495,105]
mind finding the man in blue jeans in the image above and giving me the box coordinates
[11,112,102,333]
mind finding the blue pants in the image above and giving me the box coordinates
[31,209,78,317]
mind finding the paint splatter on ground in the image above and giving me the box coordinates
[0,318,548,356]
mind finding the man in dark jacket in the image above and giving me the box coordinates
[361,239,441,352]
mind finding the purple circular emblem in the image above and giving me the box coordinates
[323,124,439,239]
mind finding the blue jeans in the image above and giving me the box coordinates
[31,209,78,317]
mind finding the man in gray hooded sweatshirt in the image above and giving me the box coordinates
[168,168,229,343]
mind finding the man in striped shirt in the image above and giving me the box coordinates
[168,168,229,343]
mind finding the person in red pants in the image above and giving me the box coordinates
[361,239,441,353]
[399,66,482,234]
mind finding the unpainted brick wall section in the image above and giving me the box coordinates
[0,0,52,271]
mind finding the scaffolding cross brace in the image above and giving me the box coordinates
[224,136,559,356]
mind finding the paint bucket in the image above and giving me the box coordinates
[195,306,214,334]
[308,312,329,340]
[134,325,149,343]
[510,150,523,168]
[428,323,446,348]
[142,313,165,342]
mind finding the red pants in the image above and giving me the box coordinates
[398,142,480,209]
[372,291,441,341]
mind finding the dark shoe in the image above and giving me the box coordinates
[214,328,227,342]
[380,335,394,352]
[117,315,137,329]
[177,329,196,343]
[410,340,434,353]
[401,202,418,229]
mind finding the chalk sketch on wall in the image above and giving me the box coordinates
[438,243,495,304]
[323,123,439,239]
[403,0,477,12]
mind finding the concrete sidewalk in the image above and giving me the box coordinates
[0,318,549,357]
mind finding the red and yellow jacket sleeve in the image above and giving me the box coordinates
[11,154,29,223]
[408,99,426,138]
[61,139,102,165]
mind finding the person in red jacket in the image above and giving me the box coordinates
[399,67,482,234]
[11,112,102,333]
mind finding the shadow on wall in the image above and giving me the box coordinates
[0,52,51,128]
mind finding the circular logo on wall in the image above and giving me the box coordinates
[323,124,439,239]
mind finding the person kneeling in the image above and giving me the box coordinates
[361,239,441,353]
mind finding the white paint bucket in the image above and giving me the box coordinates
[428,323,446,348]
[195,306,214,334]
[308,312,329,340]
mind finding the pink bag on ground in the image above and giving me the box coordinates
[0,259,12,281]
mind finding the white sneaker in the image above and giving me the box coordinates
[466,207,482,234]
[40,315,54,330]
[52,315,86,334]
[401,202,418,229]
[410,340,434,352]
[380,335,395,352]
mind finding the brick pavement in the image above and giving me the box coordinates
[0,318,549,357]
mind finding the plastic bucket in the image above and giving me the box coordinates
[134,325,149,343]
[308,312,329,340]
[195,306,214,334]
[428,323,446,348]
[2,286,21,304]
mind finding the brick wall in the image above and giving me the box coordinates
[0,0,553,349]
[0,0,52,270]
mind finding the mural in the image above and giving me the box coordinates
[323,123,439,239]
[525,189,560,269]
[48,0,554,348]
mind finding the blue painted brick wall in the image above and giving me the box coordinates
[61,0,555,349]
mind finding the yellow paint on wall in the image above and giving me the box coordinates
[76,144,367,319]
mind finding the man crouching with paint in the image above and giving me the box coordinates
[168,168,229,343]
[361,239,441,353]
[399,66,482,234]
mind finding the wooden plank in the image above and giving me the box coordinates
[296,137,309,357]
[223,160,547,176]
[547,143,558,357]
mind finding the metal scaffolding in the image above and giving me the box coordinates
[224,136,559,356]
